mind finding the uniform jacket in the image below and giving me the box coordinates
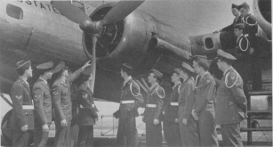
[115,79,143,119]
[33,78,52,125]
[143,84,165,123]
[215,67,247,125]
[180,78,196,119]
[52,68,84,121]
[193,72,216,116]
[163,83,181,122]
[222,15,242,32]
[227,35,250,60]
[240,14,258,48]
[10,78,34,130]
[77,82,98,126]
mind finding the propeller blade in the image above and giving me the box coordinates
[101,0,145,26]
[90,36,97,93]
[52,1,91,24]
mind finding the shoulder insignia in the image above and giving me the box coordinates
[206,79,210,83]
[225,70,239,88]
[53,91,59,95]
[15,95,22,99]
[82,93,88,98]
[34,95,41,99]
[156,86,165,99]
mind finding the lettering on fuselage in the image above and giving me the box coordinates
[17,0,60,14]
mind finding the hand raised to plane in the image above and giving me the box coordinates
[82,60,92,69]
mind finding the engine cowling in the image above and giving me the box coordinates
[82,3,149,68]
[253,0,271,41]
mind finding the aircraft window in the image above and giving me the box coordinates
[205,38,214,49]
[6,4,23,20]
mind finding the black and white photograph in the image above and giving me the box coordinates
[0,0,271,147]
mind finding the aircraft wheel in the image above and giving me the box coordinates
[1,110,12,146]
[252,120,260,128]
[1,110,34,146]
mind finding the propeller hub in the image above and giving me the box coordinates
[79,20,97,33]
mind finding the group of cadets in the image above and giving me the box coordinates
[8,1,256,147]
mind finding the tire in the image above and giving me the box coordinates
[252,120,260,128]
[1,110,34,146]
[1,110,12,146]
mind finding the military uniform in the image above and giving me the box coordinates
[115,78,143,147]
[77,81,98,147]
[179,77,199,146]
[70,84,79,147]
[33,78,52,147]
[143,83,165,147]
[238,2,261,90]
[216,67,246,147]
[215,49,247,147]
[193,72,219,147]
[10,77,35,147]
[163,82,182,147]
[52,67,84,147]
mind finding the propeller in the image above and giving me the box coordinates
[51,0,145,92]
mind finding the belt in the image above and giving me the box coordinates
[22,105,34,110]
[146,104,156,108]
[80,104,95,108]
[121,100,135,104]
[170,102,179,106]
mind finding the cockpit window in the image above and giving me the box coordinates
[6,4,23,20]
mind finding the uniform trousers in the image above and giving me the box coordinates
[77,125,94,147]
[221,123,243,147]
[54,120,71,147]
[198,109,219,147]
[146,121,162,147]
[70,119,79,147]
[34,122,50,147]
[163,121,181,147]
[116,116,138,147]
[12,129,31,147]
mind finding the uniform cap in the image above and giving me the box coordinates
[36,61,53,71]
[51,61,65,74]
[238,2,250,10]
[217,49,237,61]
[231,3,238,9]
[182,62,194,74]
[173,68,181,74]
[192,55,212,69]
[234,23,245,29]
[151,69,163,78]
[121,63,133,73]
[15,60,31,70]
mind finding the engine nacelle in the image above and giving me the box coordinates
[82,3,149,67]
[253,0,271,41]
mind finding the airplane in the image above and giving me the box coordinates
[0,0,271,145]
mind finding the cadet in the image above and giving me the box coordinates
[77,67,99,147]
[230,24,251,98]
[163,68,182,147]
[214,3,241,50]
[143,69,165,147]
[192,55,219,147]
[238,2,262,90]
[114,63,143,147]
[179,62,199,147]
[52,61,91,147]
[33,61,64,147]
[10,60,34,147]
[215,49,247,147]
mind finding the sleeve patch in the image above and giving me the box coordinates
[34,95,41,99]
[15,95,22,99]
[82,94,88,98]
